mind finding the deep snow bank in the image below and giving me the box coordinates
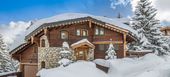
[108,53,170,77]
[37,61,108,77]
[37,54,170,77]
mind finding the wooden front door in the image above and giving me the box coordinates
[23,64,38,77]
[75,45,89,60]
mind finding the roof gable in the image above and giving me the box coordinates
[25,13,137,40]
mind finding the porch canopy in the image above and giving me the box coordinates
[71,39,95,49]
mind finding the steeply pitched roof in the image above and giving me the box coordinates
[10,13,137,54]
[26,13,137,39]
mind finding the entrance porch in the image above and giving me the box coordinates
[71,39,95,60]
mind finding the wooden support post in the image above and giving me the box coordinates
[31,36,34,44]
[123,33,127,57]
[89,19,92,28]
[44,28,48,35]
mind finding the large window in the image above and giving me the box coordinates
[98,44,119,51]
[95,26,104,35]
[76,29,88,36]
[61,31,68,39]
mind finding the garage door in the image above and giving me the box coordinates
[24,64,38,77]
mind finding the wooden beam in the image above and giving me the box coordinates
[89,19,92,28]
[44,28,48,35]
[31,36,34,44]
[93,41,123,44]
[123,33,127,57]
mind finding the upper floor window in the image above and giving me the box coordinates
[82,29,88,36]
[76,29,88,36]
[76,29,81,36]
[95,26,104,35]
[41,39,45,47]
[61,31,68,39]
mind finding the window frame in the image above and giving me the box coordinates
[60,30,69,40]
[76,29,88,37]
[95,26,105,36]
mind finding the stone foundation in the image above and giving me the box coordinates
[38,47,62,70]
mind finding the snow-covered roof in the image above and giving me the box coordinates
[71,39,95,49]
[26,13,137,39]
[128,50,153,53]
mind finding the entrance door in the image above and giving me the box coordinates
[24,64,38,77]
[75,46,89,60]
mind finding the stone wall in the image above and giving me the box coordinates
[38,47,62,70]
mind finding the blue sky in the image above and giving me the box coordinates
[0,0,132,24]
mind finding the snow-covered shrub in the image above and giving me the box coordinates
[105,43,116,59]
[62,41,69,49]
[58,41,73,67]
[58,58,72,67]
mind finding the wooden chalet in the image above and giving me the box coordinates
[9,13,137,77]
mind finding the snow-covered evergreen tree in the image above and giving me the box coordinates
[0,34,18,73]
[131,0,170,55]
[59,41,72,59]
[105,43,116,59]
[58,41,73,66]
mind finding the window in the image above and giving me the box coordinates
[98,44,105,51]
[41,61,45,69]
[95,26,104,35]
[82,30,88,36]
[95,28,99,35]
[76,29,88,36]
[76,29,81,36]
[41,39,45,47]
[61,31,68,39]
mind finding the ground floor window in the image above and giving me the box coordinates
[97,44,119,51]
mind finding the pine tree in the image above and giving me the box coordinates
[131,0,170,55]
[0,34,18,73]
[105,43,116,59]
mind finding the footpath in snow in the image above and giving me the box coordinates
[37,53,170,77]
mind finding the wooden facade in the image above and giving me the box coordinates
[10,16,136,77]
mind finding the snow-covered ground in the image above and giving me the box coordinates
[37,53,170,77]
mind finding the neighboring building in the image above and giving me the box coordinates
[9,13,137,77]
[160,26,170,36]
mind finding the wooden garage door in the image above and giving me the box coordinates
[24,64,38,77]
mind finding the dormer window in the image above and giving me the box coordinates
[61,30,68,39]
[95,26,104,35]
[76,29,88,36]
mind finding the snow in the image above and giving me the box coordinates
[26,13,137,37]
[71,39,93,47]
[37,53,170,77]
[37,61,108,77]
[59,50,71,54]
[93,59,111,67]
[107,53,170,77]
[62,41,69,48]
[58,58,72,67]
[128,50,152,52]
